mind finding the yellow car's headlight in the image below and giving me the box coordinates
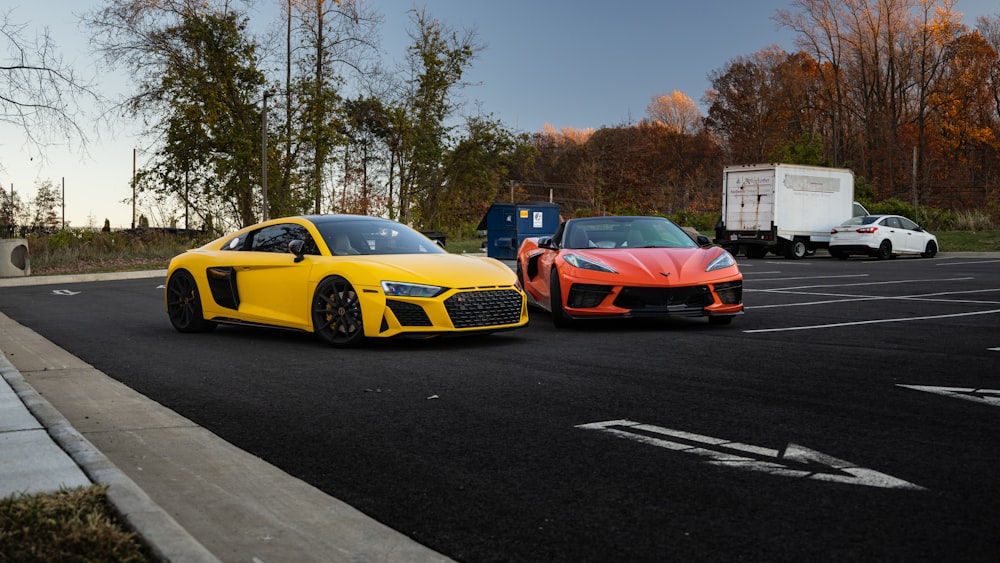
[381,281,446,298]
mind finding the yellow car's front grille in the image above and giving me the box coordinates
[444,289,523,328]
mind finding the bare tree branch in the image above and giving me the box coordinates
[0,8,101,164]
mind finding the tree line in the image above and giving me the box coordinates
[3,0,999,238]
[517,0,1000,231]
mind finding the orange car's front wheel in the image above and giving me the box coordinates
[549,268,574,329]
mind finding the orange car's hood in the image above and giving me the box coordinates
[565,247,739,284]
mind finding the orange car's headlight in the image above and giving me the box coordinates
[563,253,617,274]
[706,251,736,272]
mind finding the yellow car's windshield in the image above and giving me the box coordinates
[313,218,447,256]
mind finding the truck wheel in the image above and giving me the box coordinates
[785,239,808,259]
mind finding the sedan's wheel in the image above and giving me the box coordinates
[876,240,893,260]
[312,276,366,347]
[921,240,938,258]
[549,269,573,328]
[166,270,216,333]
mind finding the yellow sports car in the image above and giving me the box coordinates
[165,215,528,347]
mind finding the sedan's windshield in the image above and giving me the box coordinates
[314,219,446,256]
[563,217,697,249]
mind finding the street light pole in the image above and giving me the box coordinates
[262,91,270,222]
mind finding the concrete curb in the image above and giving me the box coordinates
[0,353,220,563]
[0,269,168,288]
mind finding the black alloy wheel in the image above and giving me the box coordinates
[312,276,366,347]
[166,270,216,333]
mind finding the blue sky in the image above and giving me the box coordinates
[376,0,802,131]
[2,0,998,228]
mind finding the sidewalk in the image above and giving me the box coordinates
[0,270,452,562]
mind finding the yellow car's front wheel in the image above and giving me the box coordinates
[312,276,366,348]
[166,269,216,333]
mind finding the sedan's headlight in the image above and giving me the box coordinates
[381,281,445,297]
[706,251,736,272]
[563,253,617,273]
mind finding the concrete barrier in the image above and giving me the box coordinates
[0,239,30,277]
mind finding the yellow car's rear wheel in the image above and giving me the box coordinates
[312,276,365,347]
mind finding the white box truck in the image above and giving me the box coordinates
[714,164,860,259]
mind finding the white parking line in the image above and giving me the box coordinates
[937,259,1000,266]
[747,277,972,291]
[742,274,869,282]
[750,288,1000,309]
[743,309,1000,333]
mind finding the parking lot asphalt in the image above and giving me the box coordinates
[1,252,997,561]
[0,269,452,563]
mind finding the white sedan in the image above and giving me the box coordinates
[829,214,938,260]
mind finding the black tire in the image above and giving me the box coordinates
[312,276,366,347]
[708,316,733,326]
[166,270,216,333]
[876,240,893,260]
[550,269,573,328]
[921,240,938,258]
[785,239,808,259]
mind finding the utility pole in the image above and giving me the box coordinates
[132,148,137,229]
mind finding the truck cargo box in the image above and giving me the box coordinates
[715,164,856,259]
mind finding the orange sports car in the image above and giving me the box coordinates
[516,216,743,327]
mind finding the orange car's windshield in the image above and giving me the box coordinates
[562,218,698,250]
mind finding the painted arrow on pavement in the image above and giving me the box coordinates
[898,385,1000,407]
[576,419,924,491]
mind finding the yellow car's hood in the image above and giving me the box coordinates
[329,253,517,288]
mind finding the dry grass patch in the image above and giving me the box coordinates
[0,486,151,562]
